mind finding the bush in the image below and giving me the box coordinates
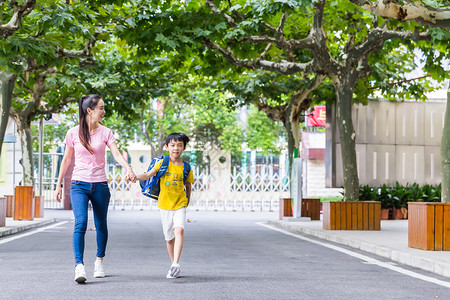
[357,182,441,209]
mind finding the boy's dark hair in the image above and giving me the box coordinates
[164,133,190,147]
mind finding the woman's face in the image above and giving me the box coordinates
[87,99,105,123]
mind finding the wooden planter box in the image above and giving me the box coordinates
[393,208,404,220]
[34,195,44,218]
[408,202,450,251]
[279,198,293,219]
[301,198,320,220]
[5,195,14,217]
[14,186,34,221]
[0,197,6,227]
[323,201,381,230]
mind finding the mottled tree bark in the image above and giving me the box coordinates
[0,71,17,155]
[15,118,34,186]
[335,85,359,201]
[349,0,450,30]
[442,89,450,203]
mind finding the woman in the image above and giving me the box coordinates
[55,94,135,283]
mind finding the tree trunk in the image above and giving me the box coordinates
[335,85,359,201]
[15,117,34,186]
[442,88,450,203]
[0,71,17,154]
[284,102,301,178]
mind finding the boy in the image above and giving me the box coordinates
[135,133,194,278]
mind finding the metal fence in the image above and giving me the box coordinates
[33,153,64,209]
[36,154,290,211]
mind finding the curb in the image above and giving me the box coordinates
[268,220,450,278]
[0,218,57,237]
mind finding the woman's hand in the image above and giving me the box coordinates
[55,185,62,203]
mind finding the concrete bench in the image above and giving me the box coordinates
[5,195,14,217]
[0,197,6,227]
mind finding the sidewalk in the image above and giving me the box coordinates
[270,218,450,278]
[0,217,56,237]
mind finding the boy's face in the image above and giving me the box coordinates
[165,139,186,159]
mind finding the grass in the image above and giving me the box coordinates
[320,196,343,203]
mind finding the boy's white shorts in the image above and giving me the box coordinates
[160,207,186,241]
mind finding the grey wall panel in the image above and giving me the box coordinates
[366,101,396,144]
[424,103,446,146]
[395,102,425,145]
[356,144,367,186]
[326,99,445,187]
[424,146,441,185]
[325,103,336,188]
[335,143,366,188]
[353,104,367,144]
[335,144,343,187]
[366,145,396,186]
[335,103,366,144]
[395,146,425,185]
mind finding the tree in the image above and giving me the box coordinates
[217,69,328,176]
[10,64,82,185]
[100,0,448,200]
[117,2,326,177]
[349,0,450,202]
[348,0,450,30]
[246,105,286,155]
[0,0,36,155]
[87,38,246,157]
[118,0,447,200]
[0,71,17,154]
[201,0,444,200]
[444,88,450,203]
[83,39,188,156]
[187,85,244,155]
[2,1,120,185]
[0,0,35,38]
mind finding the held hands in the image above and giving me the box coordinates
[126,168,137,183]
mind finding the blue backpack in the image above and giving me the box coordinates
[139,155,192,200]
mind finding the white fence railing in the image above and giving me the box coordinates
[35,153,289,211]
[33,153,64,209]
[105,165,289,211]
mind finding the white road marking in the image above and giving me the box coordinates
[257,222,450,288]
[0,221,69,245]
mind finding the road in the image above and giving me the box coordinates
[0,210,449,299]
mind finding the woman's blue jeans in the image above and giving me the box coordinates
[70,180,110,265]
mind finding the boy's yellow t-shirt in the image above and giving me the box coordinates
[152,160,194,210]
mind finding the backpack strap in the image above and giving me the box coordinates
[146,155,170,199]
[157,155,170,178]
[182,161,191,185]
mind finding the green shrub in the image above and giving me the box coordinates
[357,182,441,208]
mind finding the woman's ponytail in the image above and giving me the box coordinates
[78,94,101,154]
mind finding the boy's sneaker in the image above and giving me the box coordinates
[74,264,87,283]
[93,259,105,278]
[166,262,180,278]
[166,270,175,279]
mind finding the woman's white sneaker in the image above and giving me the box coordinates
[74,264,87,283]
[93,259,105,278]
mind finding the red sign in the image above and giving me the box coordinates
[307,106,326,127]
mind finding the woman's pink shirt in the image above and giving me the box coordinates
[65,125,115,182]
